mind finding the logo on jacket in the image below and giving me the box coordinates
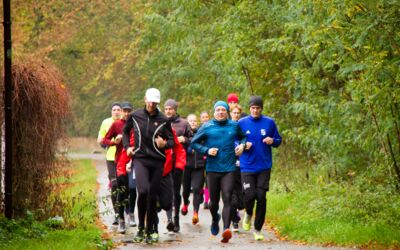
[246,130,251,134]
[154,122,158,126]
[261,129,266,136]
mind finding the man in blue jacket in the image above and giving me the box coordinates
[191,100,246,243]
[238,96,282,241]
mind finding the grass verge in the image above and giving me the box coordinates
[0,159,111,250]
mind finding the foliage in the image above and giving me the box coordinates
[0,159,111,250]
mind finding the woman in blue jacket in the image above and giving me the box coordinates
[191,101,246,243]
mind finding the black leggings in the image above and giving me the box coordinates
[167,168,183,219]
[106,160,118,214]
[207,171,235,230]
[134,158,164,233]
[230,168,244,223]
[127,169,137,214]
[182,167,205,213]
[241,169,271,231]
[116,175,128,220]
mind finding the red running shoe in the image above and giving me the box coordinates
[221,228,232,243]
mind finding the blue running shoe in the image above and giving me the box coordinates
[210,214,221,236]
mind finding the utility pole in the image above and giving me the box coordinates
[3,0,13,219]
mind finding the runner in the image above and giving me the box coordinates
[191,101,246,243]
[122,88,174,244]
[163,99,192,233]
[181,114,206,225]
[102,102,133,233]
[97,102,122,225]
[238,96,282,241]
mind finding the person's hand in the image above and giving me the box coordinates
[235,144,244,156]
[245,142,253,150]
[208,148,219,156]
[263,137,274,145]
[178,136,185,144]
[155,136,167,149]
[126,147,135,156]
[126,163,132,172]
[115,134,123,144]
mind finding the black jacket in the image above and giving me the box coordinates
[186,127,206,168]
[123,107,174,161]
[170,114,193,148]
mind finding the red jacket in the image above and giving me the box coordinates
[163,129,186,176]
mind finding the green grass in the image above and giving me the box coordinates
[267,185,400,248]
[0,159,111,250]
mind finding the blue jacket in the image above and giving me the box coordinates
[191,118,246,173]
[238,115,281,173]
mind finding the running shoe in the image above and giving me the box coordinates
[129,214,137,227]
[133,229,145,243]
[221,228,232,243]
[150,232,159,243]
[192,212,199,225]
[145,233,153,244]
[173,216,180,232]
[112,216,119,226]
[242,213,251,231]
[166,219,174,232]
[117,219,126,234]
[210,213,220,236]
[253,230,265,241]
[203,202,209,210]
[181,204,188,216]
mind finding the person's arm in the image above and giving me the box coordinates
[123,114,134,149]
[173,129,187,170]
[191,125,209,155]
[271,121,282,147]
[102,122,117,146]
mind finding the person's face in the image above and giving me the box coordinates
[122,109,131,120]
[111,105,122,120]
[187,115,198,129]
[250,105,262,118]
[145,101,158,113]
[164,106,176,118]
[214,106,228,121]
[200,113,209,124]
[230,108,241,121]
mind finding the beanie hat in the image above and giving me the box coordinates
[164,99,178,111]
[214,100,229,112]
[249,96,263,108]
[111,102,121,109]
[227,93,239,104]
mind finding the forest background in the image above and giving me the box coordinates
[1,0,399,247]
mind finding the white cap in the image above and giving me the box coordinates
[145,88,161,103]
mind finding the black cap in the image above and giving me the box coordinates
[121,101,133,110]
[249,96,263,108]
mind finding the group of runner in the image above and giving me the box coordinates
[97,88,282,244]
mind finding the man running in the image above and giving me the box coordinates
[122,88,174,244]
[191,101,246,243]
[238,96,282,241]
[163,99,192,233]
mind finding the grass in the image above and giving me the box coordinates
[0,159,111,250]
[267,181,400,248]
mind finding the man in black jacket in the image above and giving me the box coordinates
[123,88,174,244]
[163,99,193,233]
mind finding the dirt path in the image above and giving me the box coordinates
[71,153,354,250]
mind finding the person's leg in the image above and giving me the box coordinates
[116,174,128,233]
[192,168,205,213]
[241,172,256,231]
[182,167,192,207]
[220,171,235,230]
[127,167,137,226]
[159,174,173,212]
[146,160,164,236]
[133,159,150,232]
[254,169,271,231]
[172,168,183,232]
[106,160,118,220]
